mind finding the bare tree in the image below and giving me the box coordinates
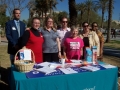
[27,0,36,18]
[0,0,7,13]
[4,0,30,19]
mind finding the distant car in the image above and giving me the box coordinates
[100,28,106,34]
[79,28,83,33]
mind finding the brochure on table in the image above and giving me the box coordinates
[25,61,116,78]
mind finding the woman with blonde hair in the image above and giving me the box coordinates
[63,26,84,60]
[79,22,100,59]
[41,16,61,62]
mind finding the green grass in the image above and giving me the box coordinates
[104,40,120,49]
[110,40,120,44]
[0,45,10,68]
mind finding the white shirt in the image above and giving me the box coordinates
[57,28,70,46]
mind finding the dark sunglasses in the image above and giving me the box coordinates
[83,25,89,27]
[62,21,68,23]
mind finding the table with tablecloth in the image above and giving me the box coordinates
[10,63,118,90]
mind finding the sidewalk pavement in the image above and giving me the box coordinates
[103,35,120,58]
[104,35,120,41]
[103,47,120,58]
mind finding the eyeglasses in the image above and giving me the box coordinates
[33,23,40,24]
[62,21,68,23]
[83,25,89,27]
[93,26,98,27]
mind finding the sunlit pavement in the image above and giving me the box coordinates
[104,34,120,41]
[103,47,120,58]
[103,35,120,57]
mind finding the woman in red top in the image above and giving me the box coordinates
[20,17,43,63]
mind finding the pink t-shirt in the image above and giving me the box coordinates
[64,37,84,60]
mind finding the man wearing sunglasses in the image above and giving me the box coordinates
[57,17,70,55]
[91,22,104,61]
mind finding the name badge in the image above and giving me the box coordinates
[12,27,16,30]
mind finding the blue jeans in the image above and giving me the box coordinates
[10,54,15,65]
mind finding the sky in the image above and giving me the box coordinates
[7,0,120,21]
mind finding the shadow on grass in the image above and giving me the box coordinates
[0,67,10,90]
[1,41,8,43]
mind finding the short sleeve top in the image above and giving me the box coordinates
[64,37,84,59]
[41,29,59,53]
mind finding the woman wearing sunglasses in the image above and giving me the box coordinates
[79,22,100,59]
[57,17,71,55]
[91,22,104,61]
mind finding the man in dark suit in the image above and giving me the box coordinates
[5,8,26,65]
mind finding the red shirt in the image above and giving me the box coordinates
[26,30,44,63]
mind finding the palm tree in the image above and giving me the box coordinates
[84,0,96,23]
[106,0,113,43]
[95,0,109,28]
[49,0,58,16]
[35,0,63,18]
[35,0,45,18]
[68,0,77,26]
[76,2,86,27]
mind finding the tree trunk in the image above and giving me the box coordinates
[101,10,104,28]
[50,0,52,16]
[68,0,77,26]
[106,0,113,43]
[80,11,83,27]
[87,9,90,23]
[42,11,44,21]
[45,11,47,18]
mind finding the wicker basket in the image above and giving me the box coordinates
[14,48,35,72]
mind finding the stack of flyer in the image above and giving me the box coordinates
[99,64,116,69]
[80,65,100,71]
[59,68,78,74]
[36,67,56,74]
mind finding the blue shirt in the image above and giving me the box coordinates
[14,20,20,37]
[14,20,20,28]
[41,29,59,53]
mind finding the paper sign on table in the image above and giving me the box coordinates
[37,62,61,68]
[23,50,31,60]
[37,62,51,67]
[36,67,56,74]
[59,68,78,74]
[70,60,83,63]
[100,64,116,69]
[80,65,100,71]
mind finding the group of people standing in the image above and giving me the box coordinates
[5,8,104,65]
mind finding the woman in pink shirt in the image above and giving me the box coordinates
[63,26,84,60]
